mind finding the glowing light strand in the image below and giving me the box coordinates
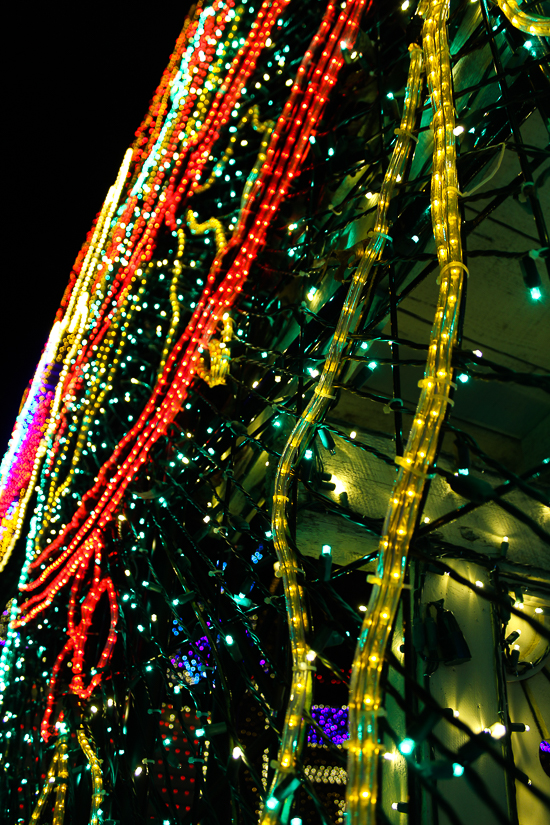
[346,2,465,821]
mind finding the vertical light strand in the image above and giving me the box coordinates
[263,38,425,825]
[346,1,467,821]
[77,726,105,825]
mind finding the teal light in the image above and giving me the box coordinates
[196,728,205,738]
[399,737,416,756]
[266,798,279,810]
[368,361,378,371]
[530,286,542,301]
[225,634,234,646]
[457,373,469,383]
[453,762,465,777]
[458,468,469,476]
[322,544,332,556]
[304,449,313,460]
[360,341,368,350]
[523,40,532,49]
[291,819,303,825]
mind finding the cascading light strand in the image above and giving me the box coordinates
[346,2,466,821]
[262,35,422,825]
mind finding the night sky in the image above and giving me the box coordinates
[1,1,192,453]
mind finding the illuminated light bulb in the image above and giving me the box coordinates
[423,517,430,524]
[290,819,303,825]
[398,737,415,756]
[457,373,469,383]
[266,797,279,810]
[368,361,377,371]
[225,635,234,646]
[321,544,332,556]
[134,766,143,776]
[487,722,506,740]
[475,580,484,588]
[453,763,465,777]
[530,286,542,301]
[195,728,205,738]
[304,449,313,460]
[473,349,483,357]
[306,650,317,662]
[535,607,543,614]
[232,746,243,759]
[383,752,396,761]
[401,0,410,8]
[350,431,356,439]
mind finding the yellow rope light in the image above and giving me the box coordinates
[346,2,466,821]
[496,0,550,35]
[29,733,68,825]
[77,726,105,825]
[261,41,425,825]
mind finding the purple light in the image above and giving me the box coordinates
[308,705,349,745]
[540,740,550,754]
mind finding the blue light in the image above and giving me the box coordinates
[453,762,465,777]
[399,737,416,756]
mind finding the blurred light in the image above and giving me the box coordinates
[225,635,234,646]
[530,287,542,301]
[399,737,415,755]
[475,580,484,588]
[322,544,332,556]
[266,797,279,810]
[453,763,465,777]
[232,746,243,759]
[457,373,469,383]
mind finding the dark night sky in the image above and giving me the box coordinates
[1,2,193,453]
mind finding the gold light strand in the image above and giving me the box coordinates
[496,0,550,35]
[29,733,68,825]
[186,208,227,253]
[35,275,145,550]
[346,2,465,821]
[77,726,105,825]
[193,103,274,198]
[261,43,425,825]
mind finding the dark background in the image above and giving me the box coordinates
[2,2,193,452]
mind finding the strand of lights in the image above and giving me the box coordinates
[346,2,466,821]
[259,1,376,820]
[77,726,106,825]
[17,0,318,611]
[266,31,422,825]
[496,0,550,36]
[29,733,68,825]
[5,1,288,735]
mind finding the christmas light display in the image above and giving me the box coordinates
[1,1,549,824]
